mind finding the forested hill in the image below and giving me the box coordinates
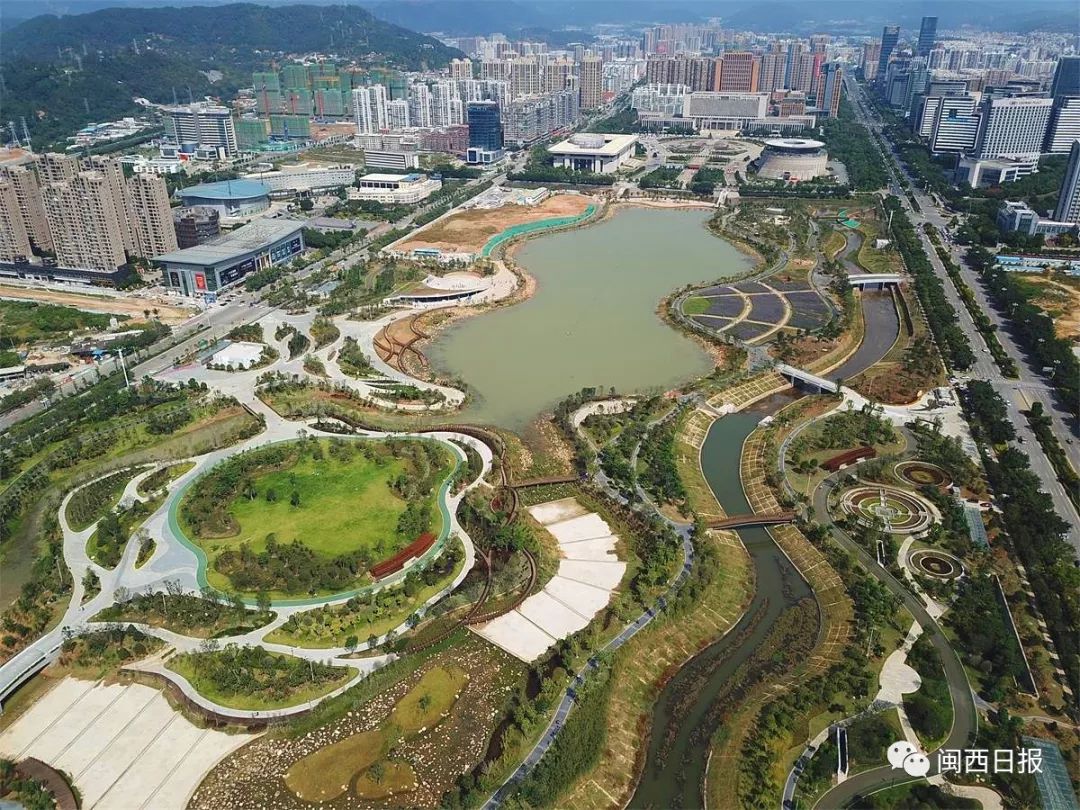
[3,4,460,67]
[2,4,461,151]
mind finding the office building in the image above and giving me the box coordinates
[632,84,690,117]
[364,149,420,170]
[717,52,760,92]
[1050,56,1080,100]
[1055,140,1080,223]
[997,200,1075,237]
[877,26,900,82]
[916,17,938,58]
[973,96,1053,160]
[929,97,980,154]
[1046,96,1080,154]
[466,101,504,163]
[156,219,304,298]
[0,164,51,251]
[243,163,356,194]
[42,172,128,272]
[127,173,178,258]
[0,177,32,263]
[173,207,221,249]
[163,103,239,158]
[580,55,604,109]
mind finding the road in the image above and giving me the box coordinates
[845,76,1080,555]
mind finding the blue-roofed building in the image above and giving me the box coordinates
[178,179,271,217]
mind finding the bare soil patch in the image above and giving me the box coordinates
[0,284,194,324]
[397,194,593,255]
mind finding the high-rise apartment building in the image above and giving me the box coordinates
[352,85,389,133]
[545,58,574,93]
[1055,139,1080,223]
[83,155,138,256]
[0,164,51,251]
[163,103,238,157]
[0,178,32,263]
[819,62,843,117]
[409,84,433,128]
[128,173,178,258]
[579,55,604,109]
[511,56,541,98]
[973,96,1053,160]
[916,17,938,58]
[386,99,411,130]
[862,42,882,81]
[760,51,787,91]
[42,172,127,272]
[877,26,900,81]
[449,58,473,80]
[37,152,78,185]
[716,52,760,92]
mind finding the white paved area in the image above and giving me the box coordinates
[875,621,923,705]
[0,677,256,809]
[475,499,626,662]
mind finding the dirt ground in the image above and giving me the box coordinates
[1019,274,1080,342]
[0,284,195,324]
[397,194,593,255]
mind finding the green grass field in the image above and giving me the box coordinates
[227,451,406,557]
[682,296,710,315]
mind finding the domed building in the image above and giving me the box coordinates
[757,138,829,181]
[548,132,639,173]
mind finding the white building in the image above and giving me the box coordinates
[162,103,238,158]
[352,85,390,134]
[1045,97,1080,154]
[1055,140,1080,223]
[386,99,411,131]
[350,173,441,204]
[243,162,356,193]
[548,132,638,173]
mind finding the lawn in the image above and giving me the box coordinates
[184,438,451,594]
[390,665,468,735]
[285,729,384,802]
[682,296,710,315]
[354,761,418,799]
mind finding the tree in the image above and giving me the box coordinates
[290,490,301,507]
[256,590,271,613]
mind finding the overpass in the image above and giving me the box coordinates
[706,511,795,530]
[0,635,64,711]
[776,364,840,394]
[847,273,902,289]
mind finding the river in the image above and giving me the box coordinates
[427,206,750,430]
[630,292,900,809]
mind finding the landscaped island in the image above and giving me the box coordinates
[178,436,453,597]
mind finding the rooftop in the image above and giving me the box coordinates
[359,172,426,183]
[548,133,638,156]
[179,179,271,200]
[153,218,303,265]
[764,138,826,151]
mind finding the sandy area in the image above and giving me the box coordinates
[0,283,195,324]
[397,194,594,254]
[1021,275,1080,341]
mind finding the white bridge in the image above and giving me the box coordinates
[847,273,902,289]
[777,364,840,393]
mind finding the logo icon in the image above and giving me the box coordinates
[888,740,931,777]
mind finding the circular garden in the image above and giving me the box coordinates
[837,484,935,535]
[894,461,951,490]
[908,549,964,580]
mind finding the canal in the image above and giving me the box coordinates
[629,291,900,809]
[428,206,750,430]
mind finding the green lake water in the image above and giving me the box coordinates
[427,206,751,429]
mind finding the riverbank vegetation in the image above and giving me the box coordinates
[903,633,953,747]
[266,538,464,649]
[64,468,138,531]
[93,586,274,638]
[167,645,351,710]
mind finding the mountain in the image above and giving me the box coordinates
[2,4,462,150]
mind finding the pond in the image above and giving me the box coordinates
[428,206,751,429]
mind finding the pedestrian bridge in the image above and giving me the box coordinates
[776,364,840,394]
[0,638,62,710]
[706,511,795,529]
[847,273,902,289]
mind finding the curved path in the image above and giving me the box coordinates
[0,401,495,719]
